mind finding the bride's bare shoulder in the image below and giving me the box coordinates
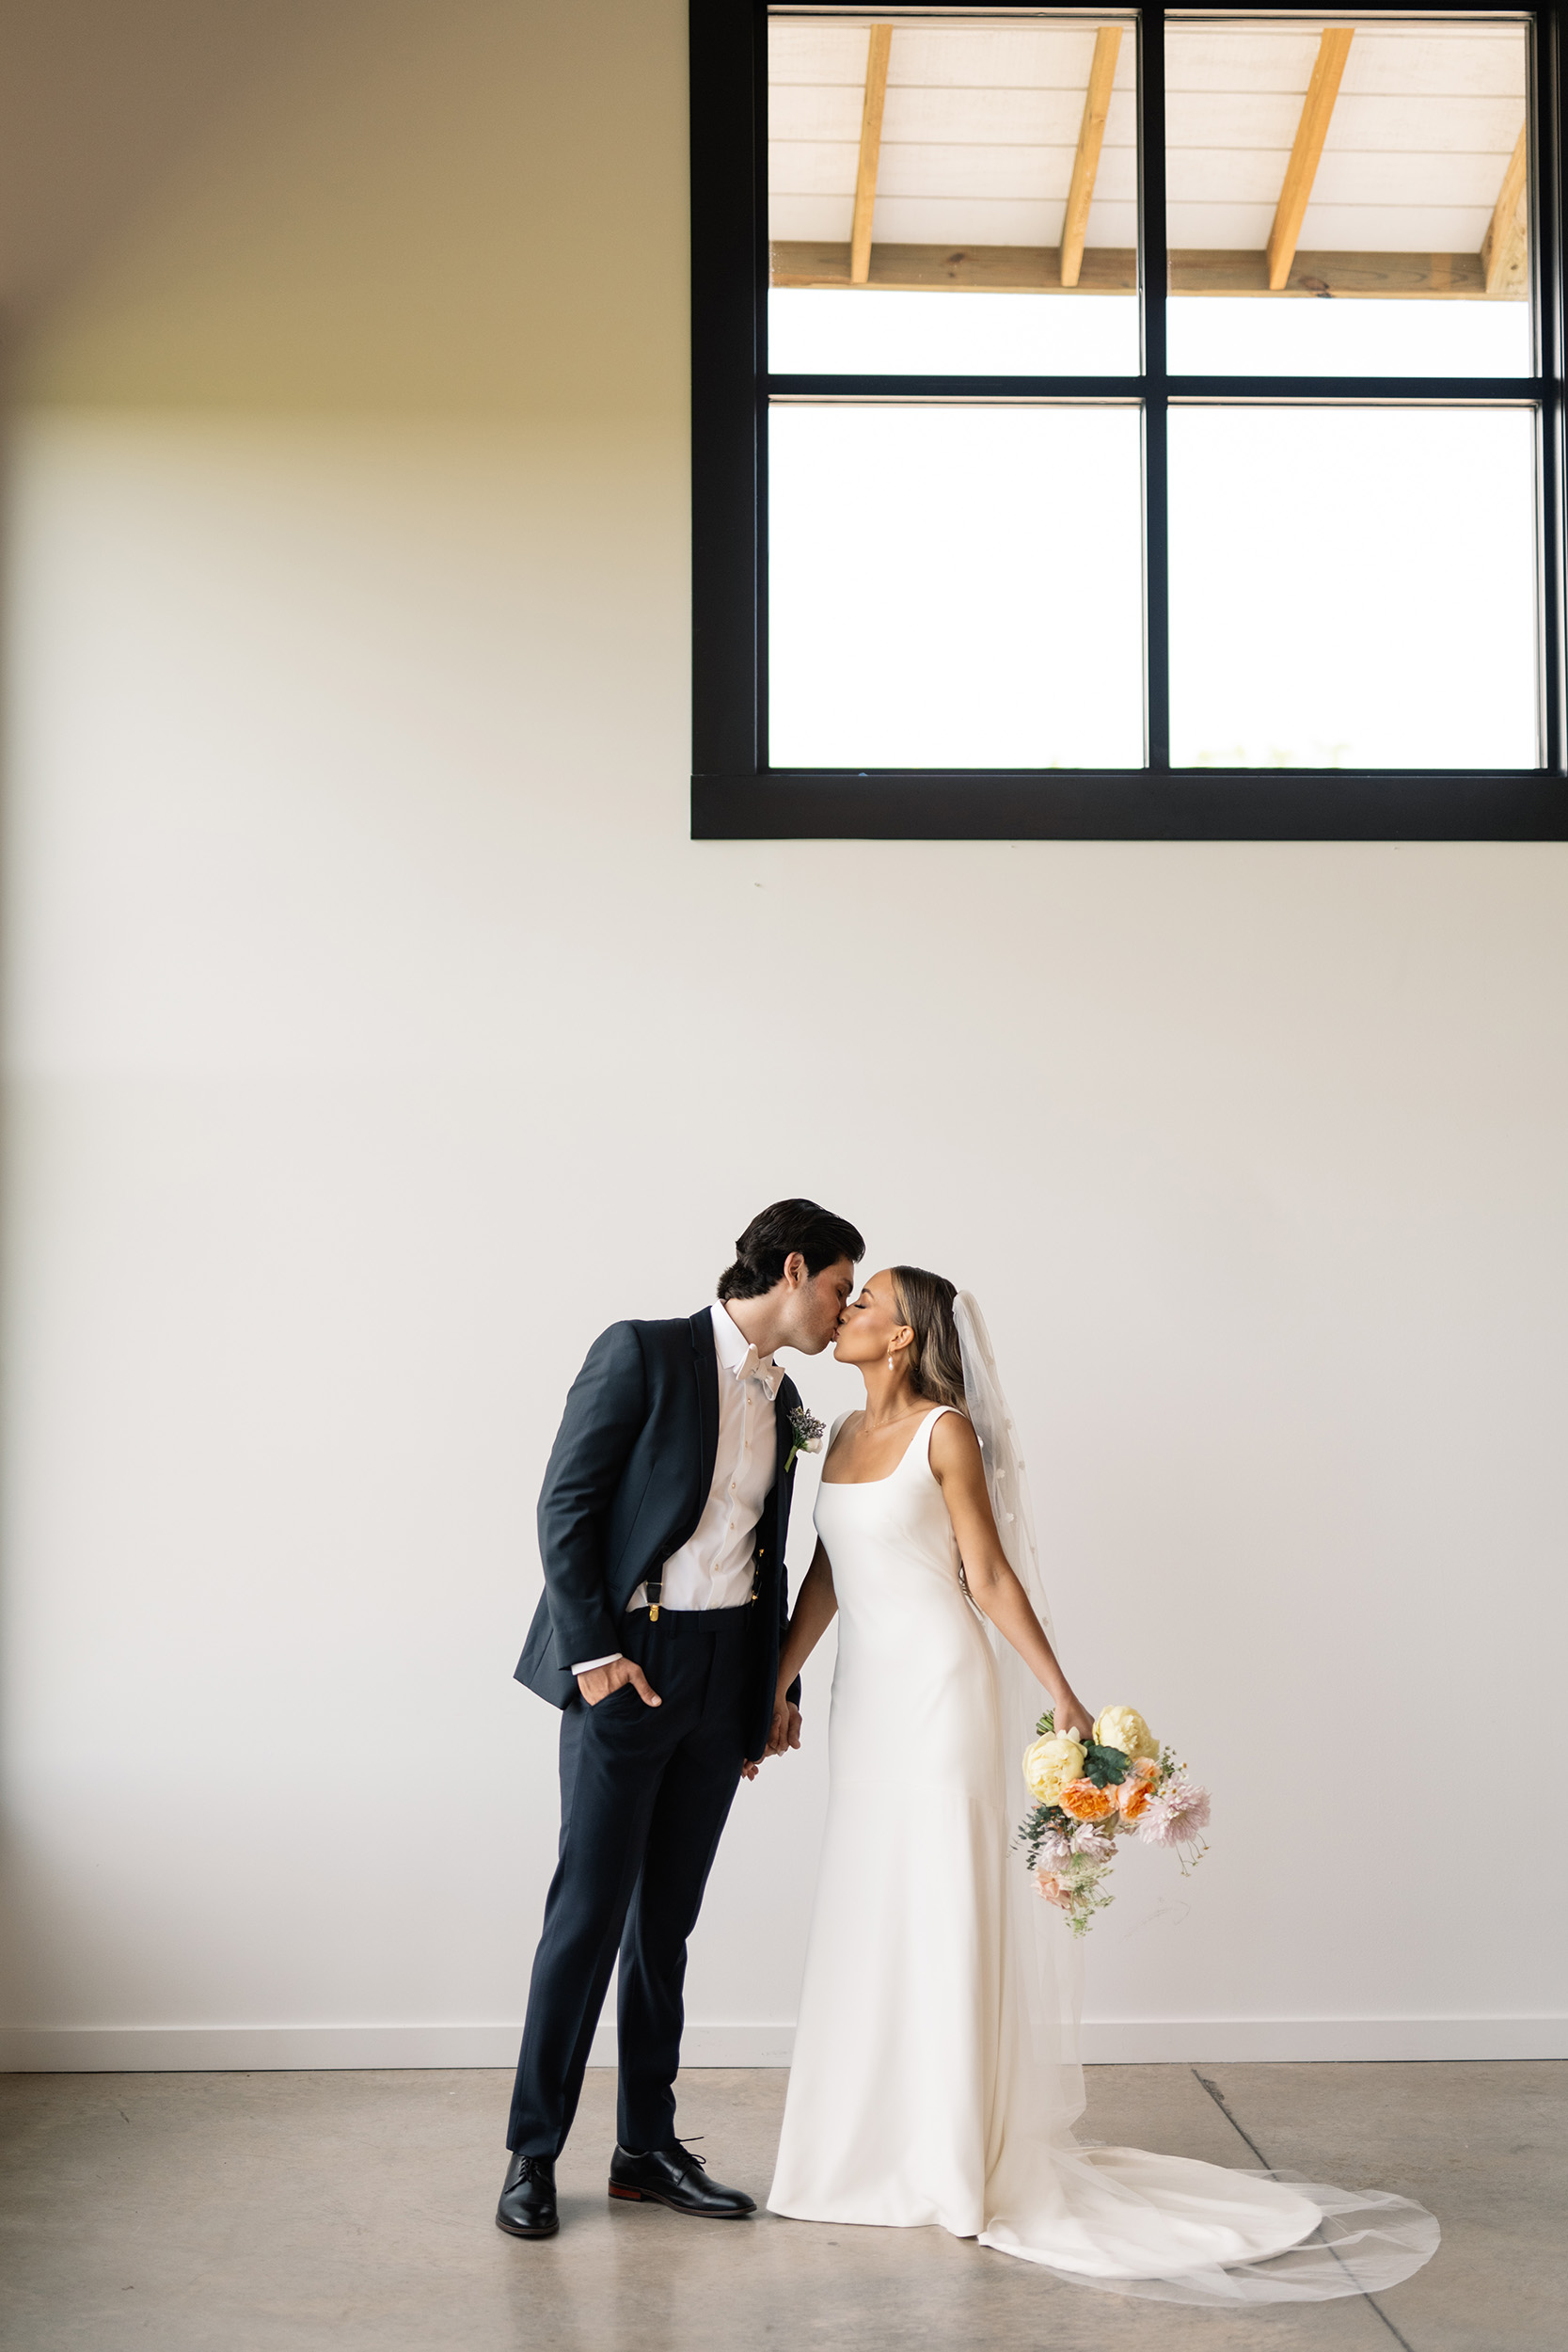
[927,1406,983,1473]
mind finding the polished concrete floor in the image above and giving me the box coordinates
[0,2062,1561,2351]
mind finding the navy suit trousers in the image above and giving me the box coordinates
[507,1605,755,2157]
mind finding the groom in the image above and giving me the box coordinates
[497,1198,863,2239]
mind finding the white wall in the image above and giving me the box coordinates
[1,0,1565,2072]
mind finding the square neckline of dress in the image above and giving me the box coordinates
[817,1405,955,1488]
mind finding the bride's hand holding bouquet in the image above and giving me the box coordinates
[1045,1687,1094,1744]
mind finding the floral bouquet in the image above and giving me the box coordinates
[1017,1705,1211,1937]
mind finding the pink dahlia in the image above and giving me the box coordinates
[1136,1776,1212,1849]
[1070,1824,1115,1863]
[1035,1867,1074,1911]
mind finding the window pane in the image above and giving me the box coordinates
[1168,406,1538,768]
[768,10,1138,375]
[768,405,1143,769]
[1166,14,1532,376]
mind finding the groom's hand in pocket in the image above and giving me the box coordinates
[577,1658,661,1708]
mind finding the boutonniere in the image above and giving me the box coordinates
[784,1405,824,1475]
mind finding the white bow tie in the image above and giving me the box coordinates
[736,1345,782,1401]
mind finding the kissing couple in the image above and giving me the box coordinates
[496,1200,1437,2302]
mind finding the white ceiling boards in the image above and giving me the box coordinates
[769,16,1137,269]
[769,14,1139,290]
[768,11,1530,307]
[1166,17,1528,296]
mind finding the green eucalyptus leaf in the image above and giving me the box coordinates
[1082,1741,1132,1788]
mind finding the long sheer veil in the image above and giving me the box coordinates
[951,1291,1440,2305]
[953,1292,1085,2119]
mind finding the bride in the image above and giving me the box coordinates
[763,1266,1437,2303]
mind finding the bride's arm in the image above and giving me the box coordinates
[929,1412,1093,1742]
[762,1542,838,1758]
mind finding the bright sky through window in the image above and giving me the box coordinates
[1169,401,1539,770]
[768,299,1537,771]
[769,403,1143,770]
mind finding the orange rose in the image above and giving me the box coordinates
[1059,1778,1117,1822]
[1117,1757,1160,1821]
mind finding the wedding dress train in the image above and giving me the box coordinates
[768,1404,1438,2304]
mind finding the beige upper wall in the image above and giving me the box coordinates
[1,0,687,415]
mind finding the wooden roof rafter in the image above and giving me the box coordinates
[1060,24,1121,288]
[849,24,893,284]
[1266,26,1354,291]
[1481,122,1528,295]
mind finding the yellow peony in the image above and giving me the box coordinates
[1022,1732,1086,1806]
[1093,1706,1159,1764]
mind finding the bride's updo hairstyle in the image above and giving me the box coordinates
[890,1266,967,1413]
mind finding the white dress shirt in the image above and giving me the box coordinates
[569,1302,781,1676]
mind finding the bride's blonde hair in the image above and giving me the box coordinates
[890,1266,967,1413]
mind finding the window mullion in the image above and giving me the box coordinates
[1533,5,1566,774]
[1140,6,1170,773]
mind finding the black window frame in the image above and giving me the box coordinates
[691,0,1568,839]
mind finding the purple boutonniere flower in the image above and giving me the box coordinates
[784,1405,824,1475]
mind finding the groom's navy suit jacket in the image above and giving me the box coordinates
[515,1307,803,1762]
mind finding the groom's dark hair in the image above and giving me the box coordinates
[718,1199,865,1302]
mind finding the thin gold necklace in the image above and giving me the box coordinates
[861,1402,927,1436]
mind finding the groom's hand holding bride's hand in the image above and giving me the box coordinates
[738,1700,800,1782]
[765,1692,802,1759]
[576,1658,661,1708]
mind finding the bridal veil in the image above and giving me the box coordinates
[952,1291,1439,2304]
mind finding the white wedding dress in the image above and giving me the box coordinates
[768,1401,1439,2304]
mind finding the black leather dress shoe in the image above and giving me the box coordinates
[496,2151,559,2237]
[608,2141,756,2217]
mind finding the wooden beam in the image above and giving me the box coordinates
[849,24,893,286]
[1265,26,1354,292]
[1481,122,1528,295]
[770,241,1510,301]
[1171,247,1489,300]
[772,241,1135,293]
[1060,26,1122,289]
